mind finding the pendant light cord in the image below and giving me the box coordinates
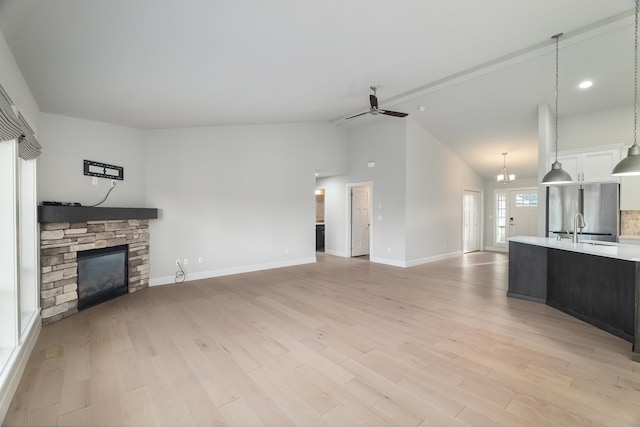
[635,0,638,147]
[553,33,562,163]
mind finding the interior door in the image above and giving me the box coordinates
[463,190,480,253]
[508,189,538,238]
[351,185,370,257]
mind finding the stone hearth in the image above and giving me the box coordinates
[40,219,150,325]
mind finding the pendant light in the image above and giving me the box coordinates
[497,152,515,184]
[542,33,573,185]
[612,0,640,176]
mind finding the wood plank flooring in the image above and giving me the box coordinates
[3,252,640,426]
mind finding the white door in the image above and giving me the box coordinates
[508,189,538,238]
[351,185,370,257]
[463,190,480,253]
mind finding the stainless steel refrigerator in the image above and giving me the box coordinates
[546,183,619,242]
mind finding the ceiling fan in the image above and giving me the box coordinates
[345,85,409,120]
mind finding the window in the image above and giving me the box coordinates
[0,140,39,375]
[495,192,507,245]
[515,192,538,207]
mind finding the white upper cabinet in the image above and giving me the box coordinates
[548,145,621,183]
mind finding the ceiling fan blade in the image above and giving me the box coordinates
[345,111,369,120]
[380,110,409,118]
[369,94,378,109]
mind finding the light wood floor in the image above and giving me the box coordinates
[3,252,640,427]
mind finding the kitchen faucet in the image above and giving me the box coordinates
[573,212,586,243]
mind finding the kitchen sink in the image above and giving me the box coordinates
[580,240,617,246]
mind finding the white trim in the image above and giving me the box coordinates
[149,257,317,287]
[462,187,484,253]
[324,249,348,258]
[405,251,462,267]
[369,257,406,268]
[371,251,462,268]
[345,181,373,258]
[0,312,40,422]
[0,140,18,356]
[494,188,508,247]
[485,245,508,253]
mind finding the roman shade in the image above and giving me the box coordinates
[0,84,22,141]
[0,83,41,159]
[17,112,41,160]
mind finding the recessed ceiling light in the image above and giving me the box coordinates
[418,106,426,112]
[578,80,593,89]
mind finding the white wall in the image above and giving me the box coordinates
[37,113,146,207]
[0,28,39,133]
[144,122,347,284]
[560,105,632,151]
[405,119,485,264]
[319,118,484,267]
[318,118,407,264]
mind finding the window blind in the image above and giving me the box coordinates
[0,83,41,159]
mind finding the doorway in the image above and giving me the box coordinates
[463,190,481,253]
[348,183,372,257]
[315,188,325,252]
[508,188,538,238]
[494,187,538,248]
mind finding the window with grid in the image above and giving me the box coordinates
[515,192,538,207]
[496,192,507,244]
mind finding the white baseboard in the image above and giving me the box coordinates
[0,311,41,423]
[369,257,407,267]
[405,251,462,267]
[324,250,348,258]
[149,256,317,286]
[485,245,508,252]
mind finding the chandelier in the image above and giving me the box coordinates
[497,152,515,184]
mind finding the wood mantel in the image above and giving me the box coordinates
[38,205,158,223]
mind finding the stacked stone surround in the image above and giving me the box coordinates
[40,219,150,325]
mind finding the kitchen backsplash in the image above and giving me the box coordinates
[621,210,640,235]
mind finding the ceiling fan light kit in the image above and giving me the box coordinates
[345,86,409,120]
[542,33,573,185]
[612,0,640,176]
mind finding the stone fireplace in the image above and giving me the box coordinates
[38,206,158,325]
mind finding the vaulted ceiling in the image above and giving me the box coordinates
[0,0,634,179]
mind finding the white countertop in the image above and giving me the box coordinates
[509,236,640,262]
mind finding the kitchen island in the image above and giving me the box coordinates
[508,236,640,362]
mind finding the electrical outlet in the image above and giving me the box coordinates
[92,177,98,186]
[183,258,189,265]
[285,248,289,255]
[175,259,180,266]
[198,257,203,264]
[110,179,117,187]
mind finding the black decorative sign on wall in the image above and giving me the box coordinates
[83,160,124,180]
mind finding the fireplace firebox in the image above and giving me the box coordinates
[77,244,129,310]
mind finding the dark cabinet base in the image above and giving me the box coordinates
[316,224,325,252]
[508,240,640,361]
[508,241,547,303]
[547,248,634,342]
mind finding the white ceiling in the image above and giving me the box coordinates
[0,0,635,179]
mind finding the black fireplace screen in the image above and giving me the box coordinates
[77,244,128,310]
